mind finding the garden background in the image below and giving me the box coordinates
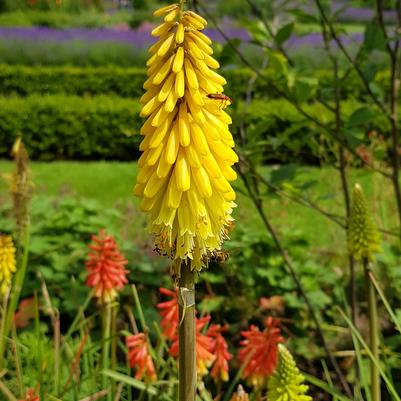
[1,0,401,400]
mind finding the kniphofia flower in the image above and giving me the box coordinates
[0,235,16,294]
[134,2,238,272]
[267,344,312,401]
[19,388,40,401]
[126,333,157,382]
[85,229,128,304]
[157,287,179,339]
[170,315,216,377]
[238,317,285,387]
[347,183,380,261]
[207,324,232,382]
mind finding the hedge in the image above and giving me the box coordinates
[0,95,142,160]
[0,64,391,101]
[0,95,390,162]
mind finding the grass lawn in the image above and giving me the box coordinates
[0,160,397,251]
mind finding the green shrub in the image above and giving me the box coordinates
[0,95,390,162]
[0,64,393,102]
[0,10,132,27]
[0,95,141,160]
[0,41,148,67]
[0,65,147,97]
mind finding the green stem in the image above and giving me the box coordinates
[363,258,380,401]
[178,262,196,401]
[102,303,112,396]
[0,227,30,369]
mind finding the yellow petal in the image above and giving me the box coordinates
[167,174,183,208]
[175,150,191,191]
[191,123,209,156]
[166,121,180,164]
[164,90,178,112]
[184,58,199,89]
[176,23,185,44]
[157,148,173,177]
[192,166,212,198]
[152,22,174,37]
[144,171,166,198]
[190,29,212,45]
[185,37,205,59]
[164,8,179,22]
[140,97,161,118]
[185,145,201,168]
[175,69,185,98]
[158,73,176,101]
[153,54,174,85]
[203,153,222,179]
[179,104,191,147]
[172,46,185,73]
[153,3,179,17]
[157,33,175,57]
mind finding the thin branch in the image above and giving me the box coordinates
[314,0,388,116]
[198,1,391,178]
[236,163,353,397]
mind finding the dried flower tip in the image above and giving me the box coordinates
[229,385,249,401]
[267,344,312,401]
[0,235,16,295]
[347,183,380,261]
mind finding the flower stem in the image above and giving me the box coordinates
[102,303,112,397]
[178,262,196,401]
[363,258,380,401]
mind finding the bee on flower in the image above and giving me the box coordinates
[134,1,238,273]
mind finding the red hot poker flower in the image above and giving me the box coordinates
[207,324,232,382]
[85,229,128,304]
[170,315,216,378]
[126,333,157,382]
[19,388,39,401]
[238,317,285,388]
[157,287,179,340]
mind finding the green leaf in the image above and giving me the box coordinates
[270,164,297,185]
[199,296,225,313]
[101,369,158,395]
[364,22,386,51]
[347,106,376,128]
[276,22,294,45]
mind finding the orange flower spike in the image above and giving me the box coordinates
[19,388,40,401]
[238,317,285,388]
[157,287,179,340]
[127,333,157,382]
[169,315,215,377]
[195,316,216,377]
[85,229,129,304]
[207,324,232,382]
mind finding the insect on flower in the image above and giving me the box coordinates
[206,93,233,109]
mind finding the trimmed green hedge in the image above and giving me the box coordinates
[0,64,394,101]
[0,65,147,97]
[0,94,389,162]
[0,95,141,160]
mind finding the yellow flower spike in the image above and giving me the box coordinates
[0,235,16,295]
[348,183,380,261]
[135,2,238,272]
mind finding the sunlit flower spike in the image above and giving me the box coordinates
[0,235,16,295]
[85,229,129,304]
[134,1,238,272]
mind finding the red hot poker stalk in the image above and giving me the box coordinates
[85,229,128,304]
[126,333,157,382]
[157,287,179,340]
[238,317,285,388]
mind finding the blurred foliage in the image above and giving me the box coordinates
[0,39,148,67]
